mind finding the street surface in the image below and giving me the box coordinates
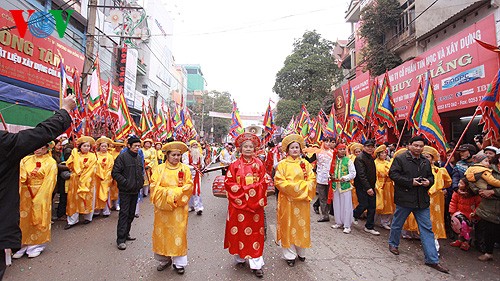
[4,167,500,280]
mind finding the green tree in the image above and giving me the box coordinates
[273,30,343,127]
[189,90,232,143]
[359,0,402,76]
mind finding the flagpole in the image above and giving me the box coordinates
[395,119,407,151]
[444,110,479,167]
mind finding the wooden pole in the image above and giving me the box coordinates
[0,112,8,132]
[395,119,408,151]
[444,110,479,167]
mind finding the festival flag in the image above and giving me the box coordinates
[324,106,339,138]
[374,123,388,144]
[59,64,85,138]
[262,102,276,144]
[113,88,134,140]
[477,68,500,139]
[296,104,311,132]
[229,100,244,138]
[364,79,380,137]
[172,102,183,130]
[307,116,322,145]
[406,81,423,131]
[283,115,296,136]
[374,72,399,136]
[140,100,153,138]
[165,107,173,139]
[346,81,365,126]
[417,71,448,156]
[86,56,104,112]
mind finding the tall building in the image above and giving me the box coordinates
[182,64,205,107]
[341,0,500,143]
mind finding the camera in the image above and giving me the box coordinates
[416,177,425,183]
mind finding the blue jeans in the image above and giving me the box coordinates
[388,205,439,264]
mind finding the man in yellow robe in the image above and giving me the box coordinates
[14,143,57,258]
[150,141,193,274]
[274,134,316,267]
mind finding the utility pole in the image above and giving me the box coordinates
[81,0,98,94]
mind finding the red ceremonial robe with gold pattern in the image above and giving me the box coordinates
[224,157,267,259]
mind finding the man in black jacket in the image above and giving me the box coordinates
[0,95,75,280]
[353,139,379,235]
[388,136,448,274]
[112,136,145,250]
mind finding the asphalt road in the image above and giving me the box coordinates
[4,168,500,280]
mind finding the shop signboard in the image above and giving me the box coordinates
[0,7,84,92]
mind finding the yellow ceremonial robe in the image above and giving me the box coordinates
[142,147,158,186]
[66,149,97,216]
[151,162,193,257]
[274,156,316,249]
[375,158,395,215]
[19,154,57,245]
[349,154,359,207]
[109,150,121,201]
[156,149,164,164]
[429,166,451,239]
[94,152,114,210]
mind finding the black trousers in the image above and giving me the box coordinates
[116,192,138,244]
[478,219,500,254]
[353,187,376,229]
[55,176,67,218]
[0,250,5,281]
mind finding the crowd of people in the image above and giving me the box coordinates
[0,99,499,279]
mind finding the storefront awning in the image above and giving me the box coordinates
[0,78,59,111]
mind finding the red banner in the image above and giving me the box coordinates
[0,7,84,91]
[345,13,499,120]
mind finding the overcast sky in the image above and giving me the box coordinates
[172,0,352,119]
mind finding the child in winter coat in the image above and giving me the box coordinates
[449,177,481,251]
[464,153,500,191]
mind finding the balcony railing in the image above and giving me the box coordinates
[385,22,416,51]
[137,59,147,76]
[347,32,355,48]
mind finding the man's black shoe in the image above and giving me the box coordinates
[425,263,449,274]
[317,218,329,222]
[126,236,136,241]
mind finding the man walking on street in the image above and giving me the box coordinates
[315,137,335,222]
[112,136,145,250]
[388,136,449,274]
[0,95,75,280]
[353,139,379,235]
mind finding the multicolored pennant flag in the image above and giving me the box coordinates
[407,81,423,131]
[417,71,448,156]
[374,73,399,136]
[262,102,276,144]
[165,107,173,139]
[296,104,311,133]
[229,100,244,138]
[374,123,387,144]
[364,79,380,137]
[60,64,85,138]
[324,106,339,138]
[86,56,104,112]
[113,88,134,140]
[477,68,500,139]
[346,81,365,126]
[306,116,322,145]
[140,100,153,138]
[283,115,297,136]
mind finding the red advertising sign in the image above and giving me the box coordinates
[347,13,499,120]
[0,7,84,92]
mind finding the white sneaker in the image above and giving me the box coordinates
[343,227,351,234]
[364,227,380,236]
[352,218,358,225]
[12,252,24,259]
[331,224,342,229]
[27,251,41,258]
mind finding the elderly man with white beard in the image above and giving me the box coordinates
[182,140,205,215]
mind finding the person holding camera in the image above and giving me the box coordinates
[388,136,449,274]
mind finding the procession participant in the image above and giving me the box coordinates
[93,136,114,217]
[141,138,157,197]
[353,139,380,236]
[374,144,395,230]
[109,140,126,211]
[151,141,193,274]
[264,141,276,176]
[388,136,449,274]
[201,141,212,166]
[349,142,363,208]
[274,134,316,267]
[112,136,144,250]
[13,143,58,259]
[155,141,164,165]
[422,146,451,252]
[315,137,335,222]
[0,94,74,279]
[182,140,205,215]
[220,143,236,175]
[223,133,267,278]
[64,136,97,229]
[482,146,498,161]
[330,143,356,234]
[451,144,476,193]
